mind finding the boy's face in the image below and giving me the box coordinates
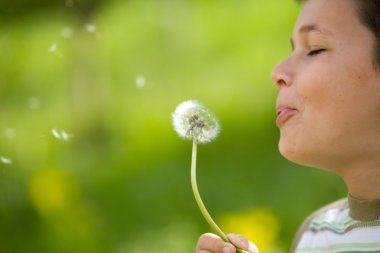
[271,0,380,171]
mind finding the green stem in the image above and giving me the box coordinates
[191,139,248,253]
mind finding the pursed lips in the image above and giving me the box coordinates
[276,106,298,127]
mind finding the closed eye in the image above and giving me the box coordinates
[307,48,326,56]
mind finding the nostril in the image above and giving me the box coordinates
[278,79,288,87]
[271,69,289,88]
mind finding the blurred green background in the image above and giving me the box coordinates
[0,0,347,252]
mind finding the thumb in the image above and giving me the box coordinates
[227,234,259,253]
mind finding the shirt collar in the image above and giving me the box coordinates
[348,193,380,221]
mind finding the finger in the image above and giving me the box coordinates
[197,233,235,253]
[223,243,237,253]
[227,234,249,250]
[198,250,213,253]
[247,241,259,253]
[196,233,224,251]
[227,234,259,253]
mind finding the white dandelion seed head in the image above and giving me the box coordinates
[172,100,220,144]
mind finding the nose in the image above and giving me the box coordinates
[270,57,294,89]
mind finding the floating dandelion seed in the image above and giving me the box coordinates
[60,26,74,39]
[48,43,58,53]
[85,23,97,33]
[51,129,72,141]
[27,97,41,110]
[52,129,60,139]
[4,128,15,139]
[60,131,70,141]
[136,76,146,88]
[48,43,63,58]
[0,156,12,165]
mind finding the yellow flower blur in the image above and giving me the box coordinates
[219,208,282,253]
[28,168,76,214]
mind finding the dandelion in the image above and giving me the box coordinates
[172,100,248,253]
[0,156,12,165]
[172,100,220,144]
[136,75,146,88]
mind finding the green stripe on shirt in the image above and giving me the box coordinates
[296,242,380,252]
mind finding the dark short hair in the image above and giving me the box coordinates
[296,0,380,68]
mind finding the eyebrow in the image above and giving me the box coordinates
[299,24,321,34]
[290,24,332,50]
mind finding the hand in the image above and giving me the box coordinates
[196,233,259,253]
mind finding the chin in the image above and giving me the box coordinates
[278,140,327,169]
[279,141,301,163]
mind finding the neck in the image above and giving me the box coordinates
[339,161,380,200]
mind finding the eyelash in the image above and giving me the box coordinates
[307,48,326,56]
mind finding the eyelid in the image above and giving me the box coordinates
[307,48,326,56]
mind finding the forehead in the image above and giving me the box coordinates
[294,0,360,37]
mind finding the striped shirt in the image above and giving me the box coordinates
[291,195,380,253]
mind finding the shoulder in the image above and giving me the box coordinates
[290,198,347,253]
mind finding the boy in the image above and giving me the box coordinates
[196,0,380,252]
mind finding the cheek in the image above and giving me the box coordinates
[297,73,351,147]
[278,68,349,163]
[283,62,380,165]
[297,58,352,124]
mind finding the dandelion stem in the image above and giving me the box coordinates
[191,139,248,253]
[191,139,228,241]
